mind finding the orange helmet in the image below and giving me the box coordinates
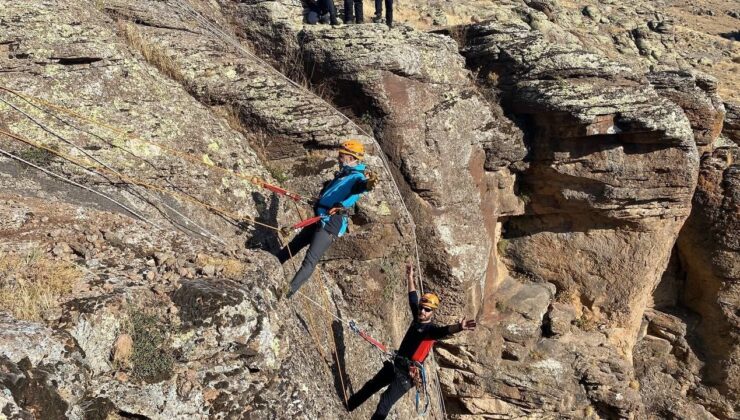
[420,293,440,310]
[339,139,365,160]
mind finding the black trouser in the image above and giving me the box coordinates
[347,361,413,419]
[344,0,363,23]
[275,215,342,296]
[317,0,338,23]
[374,0,393,26]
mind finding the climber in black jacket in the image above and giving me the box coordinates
[346,262,476,419]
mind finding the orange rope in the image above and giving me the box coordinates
[0,86,305,202]
[281,201,348,404]
[275,232,333,379]
[317,265,349,405]
[0,128,280,231]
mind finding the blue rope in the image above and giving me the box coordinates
[415,363,430,417]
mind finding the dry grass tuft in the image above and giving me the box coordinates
[220,106,250,137]
[194,253,246,279]
[119,21,187,86]
[0,249,82,321]
[219,258,246,279]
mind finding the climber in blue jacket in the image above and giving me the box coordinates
[276,140,373,298]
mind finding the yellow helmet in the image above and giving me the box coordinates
[339,139,365,160]
[420,293,440,310]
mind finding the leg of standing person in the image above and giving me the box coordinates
[370,370,413,420]
[328,0,339,24]
[343,0,353,23]
[354,0,364,23]
[287,227,335,296]
[319,0,339,24]
[374,0,383,22]
[347,362,394,411]
[385,0,393,27]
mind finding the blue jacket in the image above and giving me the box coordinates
[315,163,366,237]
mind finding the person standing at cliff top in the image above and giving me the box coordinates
[372,0,394,27]
[304,0,340,25]
[275,140,374,298]
[346,262,477,419]
[344,0,364,24]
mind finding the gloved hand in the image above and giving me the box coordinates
[459,318,477,331]
[365,169,379,191]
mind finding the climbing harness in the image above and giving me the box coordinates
[411,362,430,417]
[347,321,430,416]
[167,13,447,415]
[4,0,450,412]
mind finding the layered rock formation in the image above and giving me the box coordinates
[1,0,737,419]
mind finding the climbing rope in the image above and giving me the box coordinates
[170,3,447,415]
[173,0,427,292]
[4,2,449,412]
[0,145,153,224]
[1,108,415,410]
[279,195,350,405]
[0,84,407,411]
[0,94,226,244]
[0,128,283,233]
[0,86,308,205]
[317,266,349,405]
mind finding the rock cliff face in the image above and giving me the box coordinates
[0,0,737,419]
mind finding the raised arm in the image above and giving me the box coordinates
[407,261,419,315]
[407,261,416,294]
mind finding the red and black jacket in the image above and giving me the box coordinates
[396,292,463,364]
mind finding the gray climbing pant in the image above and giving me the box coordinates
[289,227,334,296]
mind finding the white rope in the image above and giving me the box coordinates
[0,94,226,245]
[296,291,350,326]
[174,0,426,290]
[165,3,443,415]
[0,146,153,223]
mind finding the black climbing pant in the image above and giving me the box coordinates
[344,0,364,23]
[317,0,339,24]
[347,361,413,419]
[275,214,343,296]
[374,0,393,26]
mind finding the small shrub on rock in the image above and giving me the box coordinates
[127,309,175,383]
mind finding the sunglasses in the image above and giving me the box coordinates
[420,306,433,313]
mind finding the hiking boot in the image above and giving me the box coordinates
[277,282,291,300]
[372,16,383,23]
[330,18,341,26]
